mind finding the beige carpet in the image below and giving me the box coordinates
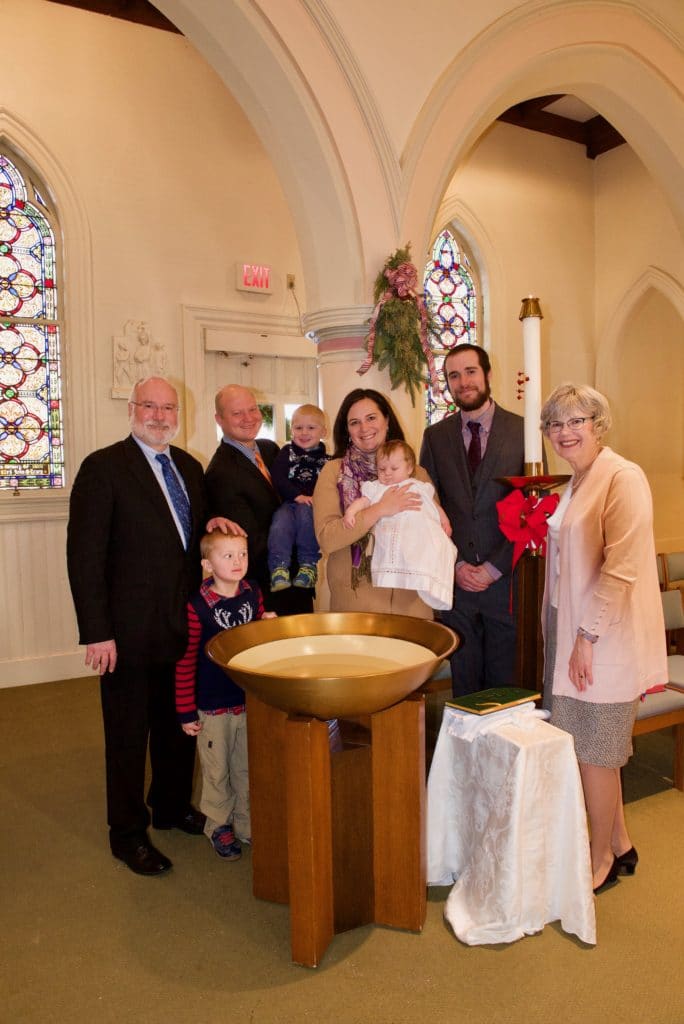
[1,678,682,1024]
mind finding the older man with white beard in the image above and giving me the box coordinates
[67,377,242,876]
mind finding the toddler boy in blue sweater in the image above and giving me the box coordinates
[268,403,328,591]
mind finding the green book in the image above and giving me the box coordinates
[446,687,541,715]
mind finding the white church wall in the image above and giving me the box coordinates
[6,2,305,451]
[438,121,595,414]
[0,1,305,686]
[594,145,684,342]
[594,146,684,551]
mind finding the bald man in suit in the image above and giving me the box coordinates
[420,345,525,697]
[205,385,312,615]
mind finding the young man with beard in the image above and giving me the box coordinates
[420,344,525,697]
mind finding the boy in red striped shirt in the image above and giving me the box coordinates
[175,532,275,859]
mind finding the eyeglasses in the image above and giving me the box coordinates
[546,416,595,435]
[130,401,178,414]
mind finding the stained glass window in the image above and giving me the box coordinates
[423,229,478,424]
[0,152,63,490]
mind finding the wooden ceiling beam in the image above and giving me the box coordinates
[584,115,626,159]
[498,98,626,159]
[498,107,587,146]
[45,0,180,34]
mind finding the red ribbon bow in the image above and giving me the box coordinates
[496,489,560,570]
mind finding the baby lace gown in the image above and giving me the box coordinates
[361,478,457,611]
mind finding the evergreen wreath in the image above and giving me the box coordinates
[357,244,436,406]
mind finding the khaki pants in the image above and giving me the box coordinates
[197,710,250,842]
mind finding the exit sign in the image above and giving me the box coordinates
[236,262,272,293]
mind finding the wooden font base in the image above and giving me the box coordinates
[246,694,426,967]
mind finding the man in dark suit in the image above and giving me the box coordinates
[67,376,241,876]
[420,344,525,697]
[205,384,312,614]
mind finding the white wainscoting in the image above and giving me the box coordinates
[0,512,85,688]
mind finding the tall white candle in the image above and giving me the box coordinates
[519,297,543,467]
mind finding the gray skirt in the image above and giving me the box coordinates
[544,606,639,769]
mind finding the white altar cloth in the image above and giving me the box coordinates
[427,705,596,946]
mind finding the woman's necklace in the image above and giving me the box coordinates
[571,447,602,495]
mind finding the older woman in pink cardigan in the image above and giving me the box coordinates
[540,384,666,895]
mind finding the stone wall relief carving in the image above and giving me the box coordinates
[111,320,167,398]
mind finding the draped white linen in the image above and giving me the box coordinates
[427,705,596,945]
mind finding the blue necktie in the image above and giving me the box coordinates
[155,453,192,546]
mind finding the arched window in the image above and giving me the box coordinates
[0,150,63,490]
[423,228,478,424]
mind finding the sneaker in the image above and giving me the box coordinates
[293,564,317,588]
[270,566,291,592]
[210,825,242,861]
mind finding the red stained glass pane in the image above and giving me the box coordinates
[423,229,478,425]
[0,154,63,490]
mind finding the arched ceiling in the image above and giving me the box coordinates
[42,0,684,315]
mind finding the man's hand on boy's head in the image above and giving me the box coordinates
[205,516,247,537]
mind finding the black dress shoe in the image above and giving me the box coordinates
[615,846,638,875]
[152,806,206,835]
[113,842,172,876]
[593,856,620,895]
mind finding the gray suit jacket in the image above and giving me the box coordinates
[420,404,525,580]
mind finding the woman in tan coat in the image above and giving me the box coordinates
[313,388,434,619]
[540,383,666,894]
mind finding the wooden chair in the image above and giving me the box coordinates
[662,586,684,656]
[633,690,684,791]
[660,589,684,673]
[632,589,684,791]
[663,551,684,595]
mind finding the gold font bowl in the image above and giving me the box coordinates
[206,612,457,719]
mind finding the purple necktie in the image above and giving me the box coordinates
[467,420,482,474]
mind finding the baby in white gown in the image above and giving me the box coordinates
[343,440,457,610]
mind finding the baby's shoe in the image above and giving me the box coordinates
[270,566,291,592]
[293,564,317,588]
